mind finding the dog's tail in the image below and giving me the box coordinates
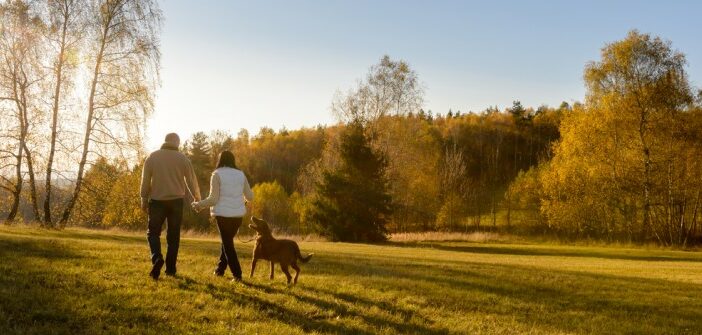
[297,247,313,263]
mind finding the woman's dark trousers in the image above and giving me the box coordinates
[215,216,243,279]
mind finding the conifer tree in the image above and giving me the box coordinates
[311,120,392,242]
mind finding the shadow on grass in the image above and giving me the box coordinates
[0,237,94,334]
[310,252,702,334]
[3,228,702,334]
[247,281,446,335]
[0,237,176,335]
[389,241,702,263]
[166,273,448,335]
[174,274,377,334]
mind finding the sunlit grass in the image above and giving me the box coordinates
[388,231,510,243]
[1,225,701,334]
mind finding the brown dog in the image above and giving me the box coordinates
[248,217,313,284]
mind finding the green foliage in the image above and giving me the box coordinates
[376,115,442,232]
[242,126,326,193]
[435,193,465,231]
[508,166,547,230]
[71,158,122,227]
[311,121,392,242]
[290,191,314,235]
[184,131,213,199]
[251,181,296,232]
[102,166,146,230]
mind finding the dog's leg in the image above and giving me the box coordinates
[281,263,292,285]
[250,258,257,278]
[291,262,300,284]
[269,261,275,280]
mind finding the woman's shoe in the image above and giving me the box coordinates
[150,258,164,280]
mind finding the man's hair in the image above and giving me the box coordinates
[217,151,237,169]
[164,133,180,145]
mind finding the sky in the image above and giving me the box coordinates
[146,0,702,150]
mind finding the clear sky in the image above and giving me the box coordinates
[147,0,702,150]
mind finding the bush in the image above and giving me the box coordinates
[252,181,296,232]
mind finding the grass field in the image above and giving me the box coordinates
[1,225,701,334]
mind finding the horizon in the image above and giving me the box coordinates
[148,0,702,149]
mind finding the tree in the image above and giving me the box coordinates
[59,0,161,225]
[251,181,296,232]
[102,165,145,229]
[71,158,121,227]
[0,1,43,222]
[329,56,430,232]
[42,0,84,226]
[184,131,212,198]
[331,55,423,127]
[181,132,213,231]
[584,30,694,241]
[537,31,699,243]
[290,191,314,235]
[0,97,22,222]
[438,144,468,231]
[311,120,392,242]
[208,130,234,167]
[379,115,441,232]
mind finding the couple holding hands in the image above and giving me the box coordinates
[140,133,253,281]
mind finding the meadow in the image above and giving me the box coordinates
[1,225,701,334]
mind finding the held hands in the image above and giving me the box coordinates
[191,201,204,213]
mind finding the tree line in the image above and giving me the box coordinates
[45,57,564,240]
[2,23,701,245]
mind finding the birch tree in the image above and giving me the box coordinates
[41,0,85,225]
[0,1,43,222]
[59,0,161,225]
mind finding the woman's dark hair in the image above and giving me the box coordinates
[216,151,237,169]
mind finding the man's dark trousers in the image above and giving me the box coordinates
[147,198,183,274]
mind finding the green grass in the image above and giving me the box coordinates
[1,226,701,334]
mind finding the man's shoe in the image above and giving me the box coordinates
[164,270,177,277]
[150,258,164,280]
[231,277,243,283]
[213,269,224,277]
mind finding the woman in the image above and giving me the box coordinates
[192,151,254,282]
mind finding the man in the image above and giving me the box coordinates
[140,133,201,279]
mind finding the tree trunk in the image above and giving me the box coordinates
[667,158,674,245]
[44,10,70,226]
[683,189,700,248]
[16,72,40,221]
[21,141,39,220]
[5,73,28,222]
[491,191,496,228]
[506,189,512,230]
[639,123,652,241]
[5,138,24,222]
